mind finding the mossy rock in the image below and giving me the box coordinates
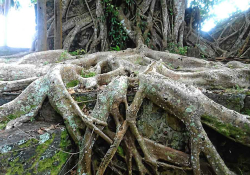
[136,99,189,151]
[204,91,246,112]
[0,121,74,175]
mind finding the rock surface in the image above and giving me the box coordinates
[0,121,74,175]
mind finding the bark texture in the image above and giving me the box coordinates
[54,0,63,49]
[37,0,48,51]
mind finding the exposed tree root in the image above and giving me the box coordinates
[1,48,250,174]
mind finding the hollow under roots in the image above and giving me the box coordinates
[1,48,250,175]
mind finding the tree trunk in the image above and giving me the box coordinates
[37,0,48,51]
[54,0,62,49]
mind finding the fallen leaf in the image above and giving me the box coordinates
[68,88,75,94]
[37,129,44,135]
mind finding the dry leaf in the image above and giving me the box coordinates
[48,124,57,130]
[68,88,75,94]
[37,129,44,135]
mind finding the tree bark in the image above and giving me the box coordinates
[54,0,62,49]
[37,0,48,51]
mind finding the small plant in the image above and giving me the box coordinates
[169,8,173,16]
[69,49,86,56]
[110,45,121,51]
[43,61,49,65]
[200,53,206,59]
[145,33,151,46]
[139,21,147,31]
[81,70,96,78]
[59,51,68,61]
[167,42,188,55]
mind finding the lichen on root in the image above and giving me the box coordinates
[1,48,250,175]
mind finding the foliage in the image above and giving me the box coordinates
[59,51,68,61]
[103,0,128,49]
[69,49,86,56]
[189,0,220,19]
[167,42,188,55]
[242,109,250,116]
[110,45,121,51]
[125,0,133,6]
[139,21,147,31]
[30,0,37,4]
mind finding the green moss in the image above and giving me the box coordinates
[201,115,249,142]
[66,80,79,88]
[37,130,71,174]
[19,139,38,148]
[81,71,96,78]
[7,157,24,175]
[0,114,19,129]
[1,128,72,175]
[208,85,226,90]
[164,152,176,159]
[73,94,95,103]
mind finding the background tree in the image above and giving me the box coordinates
[54,0,62,49]
[37,0,47,51]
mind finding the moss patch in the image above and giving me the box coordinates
[66,80,79,88]
[201,115,249,143]
[0,128,72,175]
[81,71,96,78]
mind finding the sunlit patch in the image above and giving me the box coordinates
[0,15,4,46]
[188,0,250,31]
[0,0,35,48]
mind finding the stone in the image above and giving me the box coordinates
[0,121,75,175]
[204,92,246,112]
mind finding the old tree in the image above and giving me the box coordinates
[1,0,250,174]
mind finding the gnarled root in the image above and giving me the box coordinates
[1,48,250,174]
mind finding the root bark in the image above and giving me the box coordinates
[1,48,249,175]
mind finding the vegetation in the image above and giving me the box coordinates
[69,49,86,56]
[103,0,129,49]
[81,70,96,78]
[167,42,188,55]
